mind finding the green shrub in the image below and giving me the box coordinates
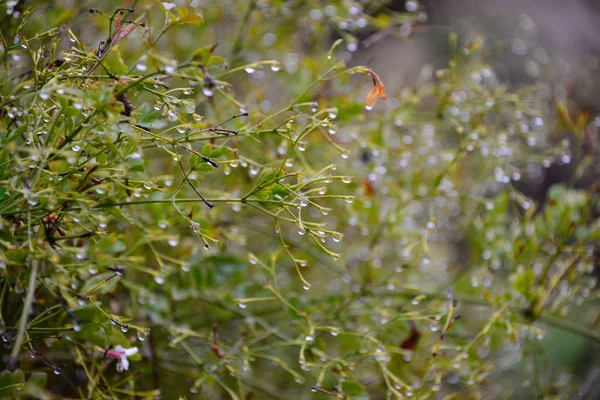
[0,1,598,399]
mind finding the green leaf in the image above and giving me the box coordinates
[192,45,216,65]
[104,207,135,224]
[2,124,27,144]
[72,322,130,348]
[181,99,195,114]
[96,234,128,254]
[24,372,47,398]
[63,106,79,117]
[80,272,121,295]
[138,106,164,125]
[190,156,215,173]
[512,266,534,299]
[200,144,212,156]
[206,55,227,68]
[174,7,203,25]
[209,146,233,160]
[0,369,14,398]
[576,219,600,242]
[342,379,366,396]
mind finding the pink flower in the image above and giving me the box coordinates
[103,345,139,372]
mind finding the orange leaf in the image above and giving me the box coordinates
[364,69,386,108]
[366,87,379,108]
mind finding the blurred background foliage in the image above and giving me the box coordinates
[0,0,599,399]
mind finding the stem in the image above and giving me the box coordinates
[230,0,258,64]
[8,258,39,370]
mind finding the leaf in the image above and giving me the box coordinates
[209,146,233,160]
[0,370,14,398]
[104,207,135,224]
[190,154,215,173]
[192,44,217,65]
[207,55,227,68]
[512,266,534,299]
[1,124,27,144]
[138,107,164,125]
[342,379,366,396]
[576,219,600,242]
[400,321,421,350]
[80,272,121,295]
[200,144,212,156]
[174,7,203,25]
[24,372,47,398]
[63,106,79,117]
[256,168,283,188]
[181,99,196,114]
[72,322,130,348]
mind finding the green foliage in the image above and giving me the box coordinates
[0,1,599,399]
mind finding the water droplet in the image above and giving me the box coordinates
[341,176,352,184]
[137,331,148,341]
[344,196,354,203]
[298,226,306,235]
[25,193,39,206]
[405,0,418,11]
[202,87,214,97]
[245,67,255,74]
[238,303,247,309]
[154,275,165,284]
[303,283,311,291]
[120,324,129,333]
[305,335,314,342]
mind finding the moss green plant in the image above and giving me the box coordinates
[0,1,598,399]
